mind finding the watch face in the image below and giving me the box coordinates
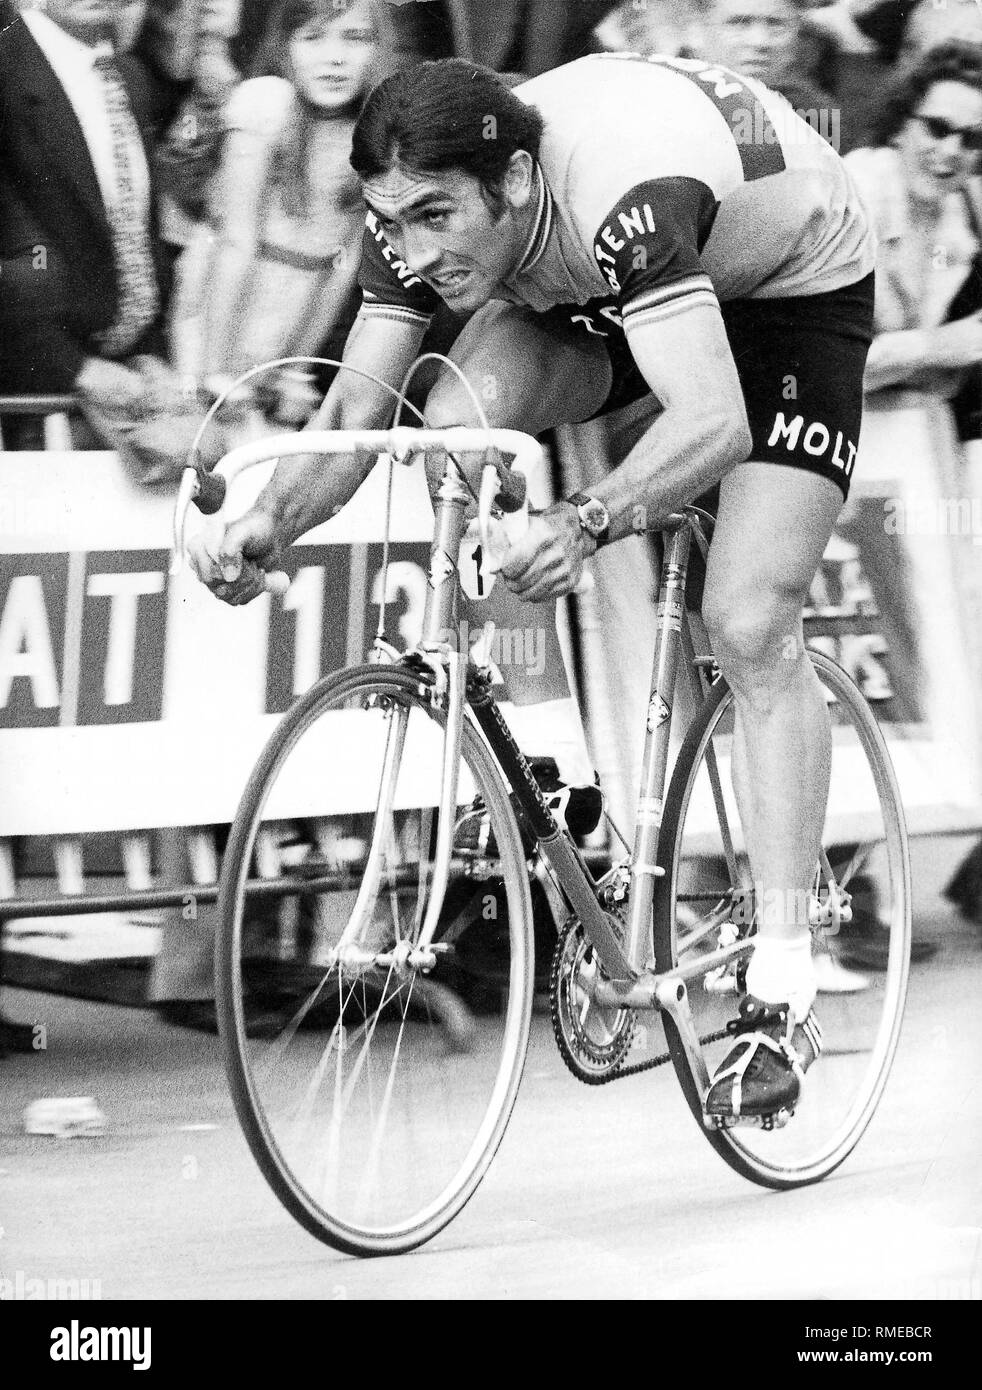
[579,498,610,537]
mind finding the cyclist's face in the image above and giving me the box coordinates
[362,157,537,313]
[896,80,982,201]
[289,1,379,113]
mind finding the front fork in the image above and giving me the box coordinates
[338,461,472,962]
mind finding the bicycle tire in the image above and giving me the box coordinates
[652,649,911,1188]
[216,664,535,1255]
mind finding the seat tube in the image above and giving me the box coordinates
[625,520,693,968]
[420,456,471,651]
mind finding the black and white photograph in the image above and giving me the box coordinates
[1,0,980,1337]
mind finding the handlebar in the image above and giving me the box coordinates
[172,425,592,598]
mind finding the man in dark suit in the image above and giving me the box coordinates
[0,0,177,1049]
[0,0,176,414]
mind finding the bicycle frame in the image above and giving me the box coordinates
[173,429,753,1101]
[456,511,754,1100]
[175,410,914,1252]
[407,458,753,1103]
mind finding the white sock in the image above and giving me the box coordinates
[499,697,595,786]
[745,934,816,1020]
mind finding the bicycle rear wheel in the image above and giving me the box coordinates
[652,650,910,1187]
[216,664,534,1255]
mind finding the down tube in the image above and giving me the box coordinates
[624,523,693,971]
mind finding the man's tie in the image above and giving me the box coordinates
[91,52,160,357]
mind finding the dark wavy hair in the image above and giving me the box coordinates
[350,58,545,194]
[870,39,982,146]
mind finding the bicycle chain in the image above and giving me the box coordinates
[597,1026,731,1084]
[550,918,732,1085]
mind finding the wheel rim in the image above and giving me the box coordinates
[216,669,533,1252]
[664,653,911,1182]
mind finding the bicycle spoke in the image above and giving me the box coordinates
[654,650,910,1186]
[216,666,533,1252]
[354,974,418,1224]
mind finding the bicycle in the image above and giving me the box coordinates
[172,414,911,1258]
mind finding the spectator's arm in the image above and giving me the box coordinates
[75,356,149,415]
[169,220,214,381]
[864,313,982,393]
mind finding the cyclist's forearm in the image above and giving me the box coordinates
[251,309,427,547]
[591,408,751,540]
[252,452,372,547]
[252,379,393,547]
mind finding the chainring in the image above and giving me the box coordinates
[550,918,637,1083]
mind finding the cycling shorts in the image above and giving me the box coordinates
[549,270,875,502]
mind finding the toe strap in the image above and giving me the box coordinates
[709,1031,789,1118]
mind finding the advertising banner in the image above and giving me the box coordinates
[0,450,433,835]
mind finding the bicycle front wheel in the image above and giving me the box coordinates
[216,664,534,1255]
[653,649,911,1188]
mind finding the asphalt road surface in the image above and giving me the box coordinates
[2,905,980,1302]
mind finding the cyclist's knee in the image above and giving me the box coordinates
[703,585,807,696]
[424,378,477,431]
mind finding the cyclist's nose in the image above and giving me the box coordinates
[401,226,441,277]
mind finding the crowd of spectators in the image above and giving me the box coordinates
[0,0,629,463]
[1,0,981,460]
[2,1,982,1043]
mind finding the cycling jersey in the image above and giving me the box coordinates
[357,52,875,336]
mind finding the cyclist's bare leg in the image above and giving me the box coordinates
[424,303,610,779]
[702,464,842,1008]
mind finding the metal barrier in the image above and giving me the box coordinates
[0,395,77,453]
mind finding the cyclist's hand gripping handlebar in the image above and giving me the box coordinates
[478,455,595,598]
[172,427,551,597]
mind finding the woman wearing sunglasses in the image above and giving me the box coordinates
[845,41,982,397]
[835,42,982,965]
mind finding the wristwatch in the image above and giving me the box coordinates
[566,491,611,545]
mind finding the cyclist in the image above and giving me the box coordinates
[191,54,876,1124]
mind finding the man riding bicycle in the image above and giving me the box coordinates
[192,53,876,1123]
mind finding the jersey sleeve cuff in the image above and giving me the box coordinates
[359,297,434,329]
[622,275,720,332]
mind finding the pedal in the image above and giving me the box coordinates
[707,1105,795,1132]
